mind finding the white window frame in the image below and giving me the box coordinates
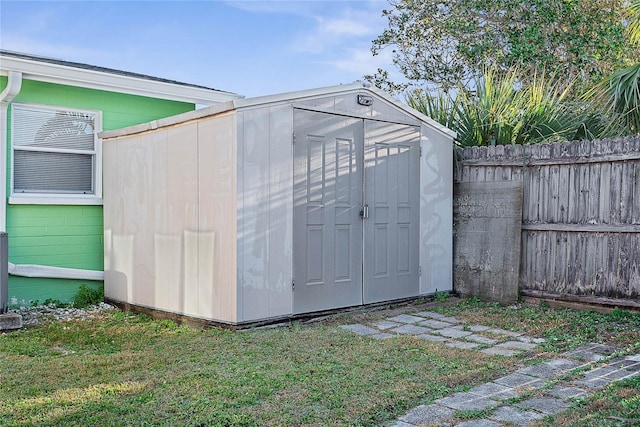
[9,102,103,205]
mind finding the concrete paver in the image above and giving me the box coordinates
[517,363,562,379]
[485,328,523,337]
[388,314,427,324]
[391,324,432,335]
[496,341,538,351]
[545,358,583,371]
[468,382,519,400]
[339,324,378,336]
[467,325,490,332]
[418,319,452,329]
[547,385,588,399]
[489,406,545,425]
[398,404,455,426]
[608,358,640,370]
[494,373,544,389]
[435,315,461,324]
[413,311,447,319]
[465,334,499,345]
[376,320,402,330]
[517,397,569,415]
[481,347,518,357]
[437,327,474,338]
[565,343,617,361]
[517,336,547,344]
[436,392,498,411]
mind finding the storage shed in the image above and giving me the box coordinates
[101,83,455,326]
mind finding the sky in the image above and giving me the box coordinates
[0,0,400,98]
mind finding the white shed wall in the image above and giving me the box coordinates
[104,113,238,323]
[237,106,293,322]
[419,127,453,294]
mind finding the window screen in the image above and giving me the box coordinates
[12,104,98,195]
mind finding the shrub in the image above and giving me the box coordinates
[72,284,104,308]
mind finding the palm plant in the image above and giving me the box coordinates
[585,1,640,135]
[407,69,613,146]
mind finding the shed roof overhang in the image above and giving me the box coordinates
[101,83,456,140]
[0,50,242,105]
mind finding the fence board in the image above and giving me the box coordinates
[455,136,640,305]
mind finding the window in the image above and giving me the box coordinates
[11,103,102,204]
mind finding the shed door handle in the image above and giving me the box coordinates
[359,204,369,219]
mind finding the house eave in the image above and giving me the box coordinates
[0,55,242,105]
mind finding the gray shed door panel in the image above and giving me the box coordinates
[363,121,420,303]
[293,110,364,313]
[293,109,420,314]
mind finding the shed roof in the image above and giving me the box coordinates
[0,49,242,105]
[100,82,456,140]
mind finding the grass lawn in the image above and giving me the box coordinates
[1,298,639,426]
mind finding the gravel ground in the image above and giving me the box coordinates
[12,302,117,325]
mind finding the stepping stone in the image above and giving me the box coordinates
[576,377,614,389]
[467,325,490,332]
[398,403,455,425]
[496,340,537,351]
[565,343,618,361]
[547,385,588,399]
[481,347,518,357]
[418,319,451,329]
[437,327,473,338]
[456,420,502,427]
[545,358,583,371]
[494,373,544,388]
[416,333,448,342]
[608,358,640,370]
[466,334,499,345]
[604,369,638,381]
[339,324,378,336]
[489,406,545,425]
[414,311,446,319]
[436,315,461,324]
[581,366,619,380]
[517,397,569,415]
[517,363,561,379]
[436,392,498,411]
[468,382,519,399]
[388,314,426,324]
[627,354,640,362]
[445,341,480,350]
[391,324,432,335]
[517,335,547,344]
[485,328,523,337]
[375,320,402,330]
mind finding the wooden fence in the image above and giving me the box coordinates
[455,136,640,309]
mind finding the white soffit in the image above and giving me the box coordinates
[0,55,241,105]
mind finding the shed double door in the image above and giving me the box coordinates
[293,109,420,314]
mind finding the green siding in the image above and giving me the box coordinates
[1,76,196,305]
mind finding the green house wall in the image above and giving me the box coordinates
[1,76,195,305]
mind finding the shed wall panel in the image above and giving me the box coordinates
[419,128,453,294]
[197,115,237,323]
[237,106,293,322]
[104,115,238,323]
